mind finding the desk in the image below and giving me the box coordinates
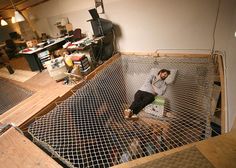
[19,37,71,72]
[0,40,26,49]
[0,44,9,63]
[0,43,5,49]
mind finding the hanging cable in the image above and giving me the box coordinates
[211,0,221,56]
[9,0,17,10]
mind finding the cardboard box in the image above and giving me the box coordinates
[65,23,73,32]
[45,57,67,81]
[26,39,38,48]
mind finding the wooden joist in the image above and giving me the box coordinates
[217,54,226,133]
[121,51,210,58]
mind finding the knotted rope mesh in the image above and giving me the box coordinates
[28,55,216,168]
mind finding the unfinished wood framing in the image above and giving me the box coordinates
[121,51,211,58]
[217,54,226,133]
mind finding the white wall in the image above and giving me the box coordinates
[2,0,236,130]
[26,0,94,37]
[225,7,236,130]
[26,0,228,51]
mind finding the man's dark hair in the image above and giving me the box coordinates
[158,69,171,75]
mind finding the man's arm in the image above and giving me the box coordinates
[144,69,156,84]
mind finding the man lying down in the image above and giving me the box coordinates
[124,69,171,120]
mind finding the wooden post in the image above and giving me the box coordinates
[217,54,226,133]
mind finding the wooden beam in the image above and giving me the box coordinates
[217,54,226,133]
[120,51,159,57]
[121,51,210,58]
[157,52,210,58]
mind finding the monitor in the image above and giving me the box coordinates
[89,8,100,20]
[9,32,19,40]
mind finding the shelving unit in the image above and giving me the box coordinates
[37,50,51,69]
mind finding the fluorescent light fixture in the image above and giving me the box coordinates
[235,31,236,37]
[0,19,8,26]
[11,16,16,23]
[15,11,25,22]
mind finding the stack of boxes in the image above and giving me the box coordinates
[26,39,38,48]
[37,50,51,69]
[72,55,91,74]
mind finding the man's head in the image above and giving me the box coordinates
[158,69,170,80]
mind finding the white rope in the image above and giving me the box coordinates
[28,55,217,168]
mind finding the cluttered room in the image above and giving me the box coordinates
[0,0,236,168]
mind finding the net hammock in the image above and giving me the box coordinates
[28,55,216,168]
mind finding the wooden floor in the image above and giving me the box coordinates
[0,128,62,168]
[0,56,81,127]
[0,68,76,127]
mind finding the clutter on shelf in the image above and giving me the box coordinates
[45,51,92,84]
[45,57,67,81]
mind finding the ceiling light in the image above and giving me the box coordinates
[10,0,25,22]
[11,16,16,23]
[0,18,8,26]
[14,10,25,22]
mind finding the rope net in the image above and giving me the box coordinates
[28,55,216,168]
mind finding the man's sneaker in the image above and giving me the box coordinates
[130,114,139,120]
[126,114,139,121]
[124,109,133,118]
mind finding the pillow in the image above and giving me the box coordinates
[143,96,165,118]
[151,68,178,84]
[165,69,178,84]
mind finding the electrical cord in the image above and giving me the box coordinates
[112,28,117,55]
[211,0,221,56]
[96,38,104,63]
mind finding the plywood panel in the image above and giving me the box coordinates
[0,127,62,168]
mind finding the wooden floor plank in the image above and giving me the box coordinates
[0,67,75,127]
[0,128,62,168]
[0,92,60,126]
